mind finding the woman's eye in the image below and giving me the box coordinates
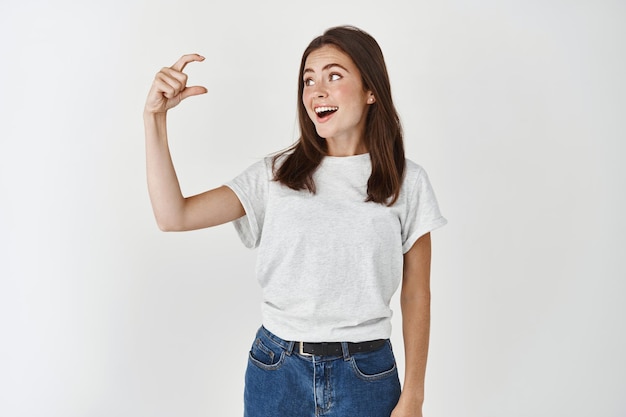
[304,78,315,86]
[329,73,342,81]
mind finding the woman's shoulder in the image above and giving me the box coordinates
[404,158,427,180]
[267,145,297,164]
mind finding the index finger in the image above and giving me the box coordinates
[171,53,205,72]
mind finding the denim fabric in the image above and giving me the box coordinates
[244,326,401,417]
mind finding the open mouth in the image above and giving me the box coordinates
[315,106,338,119]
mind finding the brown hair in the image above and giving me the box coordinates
[273,25,405,205]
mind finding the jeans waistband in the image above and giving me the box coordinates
[259,326,387,358]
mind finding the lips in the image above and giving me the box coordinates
[314,106,338,121]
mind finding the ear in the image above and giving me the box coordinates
[367,93,376,104]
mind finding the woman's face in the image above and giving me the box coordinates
[302,45,375,155]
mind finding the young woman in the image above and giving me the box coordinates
[144,25,446,417]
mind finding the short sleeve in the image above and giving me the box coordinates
[224,158,270,249]
[401,165,448,253]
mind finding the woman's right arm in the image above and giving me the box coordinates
[144,54,245,231]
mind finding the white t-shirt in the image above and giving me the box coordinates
[226,153,447,342]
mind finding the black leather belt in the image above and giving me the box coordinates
[298,339,386,356]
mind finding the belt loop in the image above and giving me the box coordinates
[286,340,295,355]
[341,342,351,360]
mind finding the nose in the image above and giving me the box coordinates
[312,82,328,98]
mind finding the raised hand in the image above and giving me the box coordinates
[144,54,207,114]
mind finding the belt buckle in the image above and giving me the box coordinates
[298,342,313,357]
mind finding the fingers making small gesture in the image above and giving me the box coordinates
[145,54,207,114]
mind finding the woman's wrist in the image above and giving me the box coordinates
[143,108,167,122]
[397,389,424,410]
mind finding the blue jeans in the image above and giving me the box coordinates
[244,326,401,417]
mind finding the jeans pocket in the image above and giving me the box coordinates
[248,336,286,370]
[350,341,398,381]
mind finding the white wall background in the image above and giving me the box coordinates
[1,0,624,416]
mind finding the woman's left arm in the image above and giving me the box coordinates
[391,232,432,417]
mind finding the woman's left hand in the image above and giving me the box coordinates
[390,398,423,417]
[390,407,422,417]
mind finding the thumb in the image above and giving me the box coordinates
[180,85,208,101]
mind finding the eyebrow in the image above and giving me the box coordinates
[303,63,350,75]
